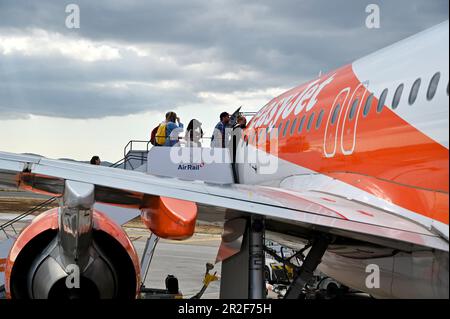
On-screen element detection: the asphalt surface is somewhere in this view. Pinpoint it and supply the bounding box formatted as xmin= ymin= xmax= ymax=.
xmin=133 ymin=234 xmax=222 ymax=299
xmin=0 ymin=191 xmax=52 ymax=200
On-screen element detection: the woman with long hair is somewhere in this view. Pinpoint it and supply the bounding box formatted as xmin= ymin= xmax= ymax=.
xmin=185 ymin=119 xmax=204 ymax=147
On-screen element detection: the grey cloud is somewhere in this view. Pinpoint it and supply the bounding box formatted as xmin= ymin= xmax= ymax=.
xmin=0 ymin=0 xmax=448 ymax=119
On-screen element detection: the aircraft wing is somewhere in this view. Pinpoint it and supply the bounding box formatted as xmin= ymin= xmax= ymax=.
xmin=0 ymin=151 xmax=447 ymax=253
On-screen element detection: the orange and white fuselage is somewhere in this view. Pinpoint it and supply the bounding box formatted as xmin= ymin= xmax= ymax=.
xmin=239 ymin=21 xmax=449 ymax=298
xmin=0 ymin=21 xmax=447 ymax=300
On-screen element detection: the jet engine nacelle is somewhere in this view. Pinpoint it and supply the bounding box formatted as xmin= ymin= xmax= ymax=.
xmin=4 ymin=208 xmax=140 ymax=299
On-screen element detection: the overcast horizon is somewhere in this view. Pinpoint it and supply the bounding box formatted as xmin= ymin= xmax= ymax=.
xmin=0 ymin=0 xmax=448 ymax=162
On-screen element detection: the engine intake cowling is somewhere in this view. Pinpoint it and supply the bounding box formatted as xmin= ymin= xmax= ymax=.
xmin=5 ymin=208 xmax=140 ymax=299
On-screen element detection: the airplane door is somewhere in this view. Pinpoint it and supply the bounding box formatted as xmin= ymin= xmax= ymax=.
xmin=323 ymin=88 xmax=350 ymax=158
xmin=341 ymin=82 xmax=369 ymax=155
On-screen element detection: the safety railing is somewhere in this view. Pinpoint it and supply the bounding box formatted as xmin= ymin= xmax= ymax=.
xmin=118 ymin=136 xmax=214 ymax=170
xmin=123 ymin=140 xmax=153 ymax=161
xmin=110 ymin=153 xmax=150 ymax=170
xmin=0 ymin=196 xmax=59 ymax=239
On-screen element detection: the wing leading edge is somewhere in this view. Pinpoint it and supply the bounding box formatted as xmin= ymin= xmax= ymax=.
xmin=0 ymin=151 xmax=447 ymax=252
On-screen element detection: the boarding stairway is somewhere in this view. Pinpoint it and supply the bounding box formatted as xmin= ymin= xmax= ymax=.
xmin=109 ymin=140 xmax=152 ymax=170
xmin=112 ymin=136 xmax=215 ymax=171
xmin=112 ymin=109 xmax=256 ymax=171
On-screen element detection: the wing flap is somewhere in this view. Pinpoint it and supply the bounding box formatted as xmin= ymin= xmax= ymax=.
xmin=0 ymin=151 xmax=447 ymax=252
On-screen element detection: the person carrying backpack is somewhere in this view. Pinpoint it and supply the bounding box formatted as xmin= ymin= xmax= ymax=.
xmin=150 ymin=124 xmax=162 ymax=146
xmin=150 ymin=112 xmax=171 ymax=147
xmin=164 ymin=112 xmax=184 ymax=147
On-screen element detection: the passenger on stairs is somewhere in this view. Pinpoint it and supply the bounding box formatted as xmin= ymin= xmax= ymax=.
xmin=185 ymin=119 xmax=204 ymax=147
xmin=164 ymin=112 xmax=184 ymax=147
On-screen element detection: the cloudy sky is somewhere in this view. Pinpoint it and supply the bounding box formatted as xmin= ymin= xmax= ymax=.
xmin=0 ymin=0 xmax=448 ymax=161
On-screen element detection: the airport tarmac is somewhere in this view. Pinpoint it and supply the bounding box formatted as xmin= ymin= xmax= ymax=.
xmin=132 ymin=230 xmax=222 ymax=299
xmin=0 ymin=191 xmax=51 ymax=200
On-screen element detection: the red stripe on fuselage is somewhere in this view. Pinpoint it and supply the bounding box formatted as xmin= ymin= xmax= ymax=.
xmin=246 ymin=65 xmax=449 ymax=225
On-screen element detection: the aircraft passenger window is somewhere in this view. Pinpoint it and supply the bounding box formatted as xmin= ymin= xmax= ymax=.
xmin=392 ymin=84 xmax=404 ymax=110
xmin=290 ymin=118 xmax=297 ymax=135
xmin=349 ymin=99 xmax=359 ymax=120
xmin=283 ymin=120 xmax=290 ymax=137
xmin=331 ymin=103 xmax=341 ymax=125
xmin=278 ymin=122 xmax=283 ymax=135
xmin=307 ymin=113 xmax=315 ymax=132
xmin=427 ymin=72 xmax=441 ymax=101
xmin=409 ymin=78 xmax=421 ymax=105
xmin=316 ymin=110 xmax=324 ymax=129
xmin=377 ymin=89 xmax=388 ymax=113
xmin=363 ymin=94 xmax=373 ymax=117
xmin=298 ymin=115 xmax=306 ymax=133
